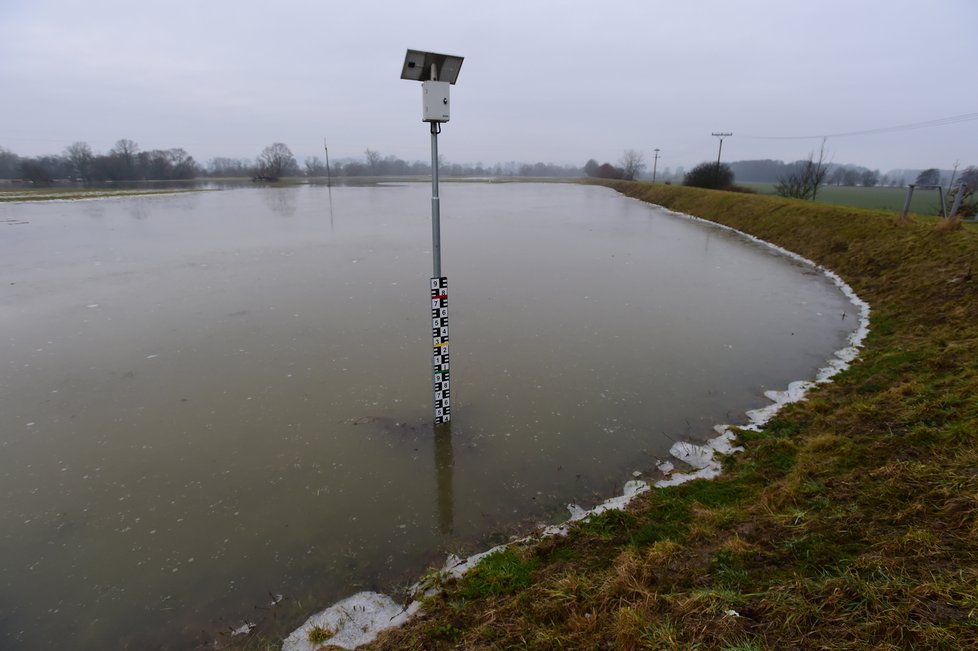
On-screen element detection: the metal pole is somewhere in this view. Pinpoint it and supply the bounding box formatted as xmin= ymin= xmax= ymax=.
xmin=949 ymin=183 xmax=966 ymax=218
xmin=324 ymin=137 xmax=334 ymax=228
xmin=324 ymin=138 xmax=332 ymax=188
xmin=901 ymin=184 xmax=915 ymax=220
xmin=430 ymin=123 xmax=442 ymax=277
xmin=652 ymin=148 xmax=660 ymax=184
xmin=714 ymin=138 xmax=724 ymax=187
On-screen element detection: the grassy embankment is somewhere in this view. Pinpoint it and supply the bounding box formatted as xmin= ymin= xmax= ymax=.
xmin=365 ymin=181 xmax=977 ymax=650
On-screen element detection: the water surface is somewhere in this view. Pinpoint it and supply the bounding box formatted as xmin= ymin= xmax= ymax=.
xmin=0 ymin=183 xmax=856 ymax=648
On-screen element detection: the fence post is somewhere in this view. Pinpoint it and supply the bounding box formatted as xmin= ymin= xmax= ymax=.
xmin=901 ymin=184 xmax=915 ymax=220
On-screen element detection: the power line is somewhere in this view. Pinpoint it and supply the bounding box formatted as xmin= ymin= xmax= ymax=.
xmin=740 ymin=111 xmax=978 ymax=140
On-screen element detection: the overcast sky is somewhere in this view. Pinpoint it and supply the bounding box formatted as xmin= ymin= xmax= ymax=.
xmin=1 ymin=0 xmax=976 ymax=173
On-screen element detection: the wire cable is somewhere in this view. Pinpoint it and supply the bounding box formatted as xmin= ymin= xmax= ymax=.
xmin=740 ymin=111 xmax=978 ymax=140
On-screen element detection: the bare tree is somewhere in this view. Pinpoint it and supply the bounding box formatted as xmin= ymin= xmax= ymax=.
xmin=304 ymin=156 xmax=327 ymax=177
xmin=775 ymin=140 xmax=829 ymax=200
xmin=619 ymin=150 xmax=645 ymax=180
xmin=364 ymin=149 xmax=382 ymax=175
xmin=164 ymin=148 xmax=199 ymax=179
xmin=256 ymin=142 xmax=297 ymax=180
xmin=110 ymin=138 xmax=139 ymax=176
xmin=64 ymin=141 xmax=94 ymax=182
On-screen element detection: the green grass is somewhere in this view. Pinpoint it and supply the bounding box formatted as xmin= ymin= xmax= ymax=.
xmin=741 ymin=181 xmax=951 ymax=214
xmin=456 ymin=548 xmax=540 ymax=599
xmin=366 ymin=181 xmax=978 ymax=651
xmin=577 ymin=509 xmax=639 ymax=539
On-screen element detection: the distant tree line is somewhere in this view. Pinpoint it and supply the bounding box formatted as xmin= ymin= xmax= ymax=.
xmin=726 ymin=159 xmax=962 ymax=189
xmin=0 ymin=141 xmax=586 ymax=183
xmin=0 ymin=140 xmax=199 ymax=183
xmin=285 ymin=148 xmax=583 ymax=180
xmin=4 ymin=140 xmax=970 ymax=192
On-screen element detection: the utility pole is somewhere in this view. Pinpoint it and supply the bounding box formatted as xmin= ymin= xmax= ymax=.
xmin=324 ymin=137 xmax=334 ymax=227
xmin=711 ymin=132 xmax=732 ymax=187
xmin=323 ymin=137 xmax=332 ymax=188
xmin=651 ymin=148 xmax=660 ymax=183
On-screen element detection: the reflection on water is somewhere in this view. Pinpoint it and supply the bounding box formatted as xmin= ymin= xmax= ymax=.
xmin=0 ymin=183 xmax=857 ymax=649
xmin=434 ymin=425 xmax=455 ymax=535
xmin=263 ymin=187 xmax=298 ymax=217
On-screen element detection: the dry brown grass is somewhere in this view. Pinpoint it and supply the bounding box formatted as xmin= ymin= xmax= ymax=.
xmin=936 ymin=215 xmax=964 ymax=231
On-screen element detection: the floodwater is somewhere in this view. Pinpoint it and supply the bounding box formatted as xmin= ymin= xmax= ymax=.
xmin=0 ymin=183 xmax=857 ymax=649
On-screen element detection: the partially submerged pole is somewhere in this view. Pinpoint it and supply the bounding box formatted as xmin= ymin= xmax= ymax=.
xmin=429 ymin=121 xmax=450 ymax=426
xmin=401 ymin=49 xmax=464 ymax=427
xmin=324 ymin=138 xmax=333 ymax=227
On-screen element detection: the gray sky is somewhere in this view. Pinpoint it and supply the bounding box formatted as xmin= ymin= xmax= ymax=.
xmin=2 ymin=0 xmax=976 ymax=172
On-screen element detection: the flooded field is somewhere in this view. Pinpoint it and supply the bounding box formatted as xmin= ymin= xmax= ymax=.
xmin=0 ymin=183 xmax=857 ymax=649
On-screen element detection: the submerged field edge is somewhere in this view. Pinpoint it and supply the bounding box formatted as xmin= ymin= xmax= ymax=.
xmin=276 ymin=190 xmax=871 ymax=651
xmin=0 ymin=188 xmax=207 ymax=202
